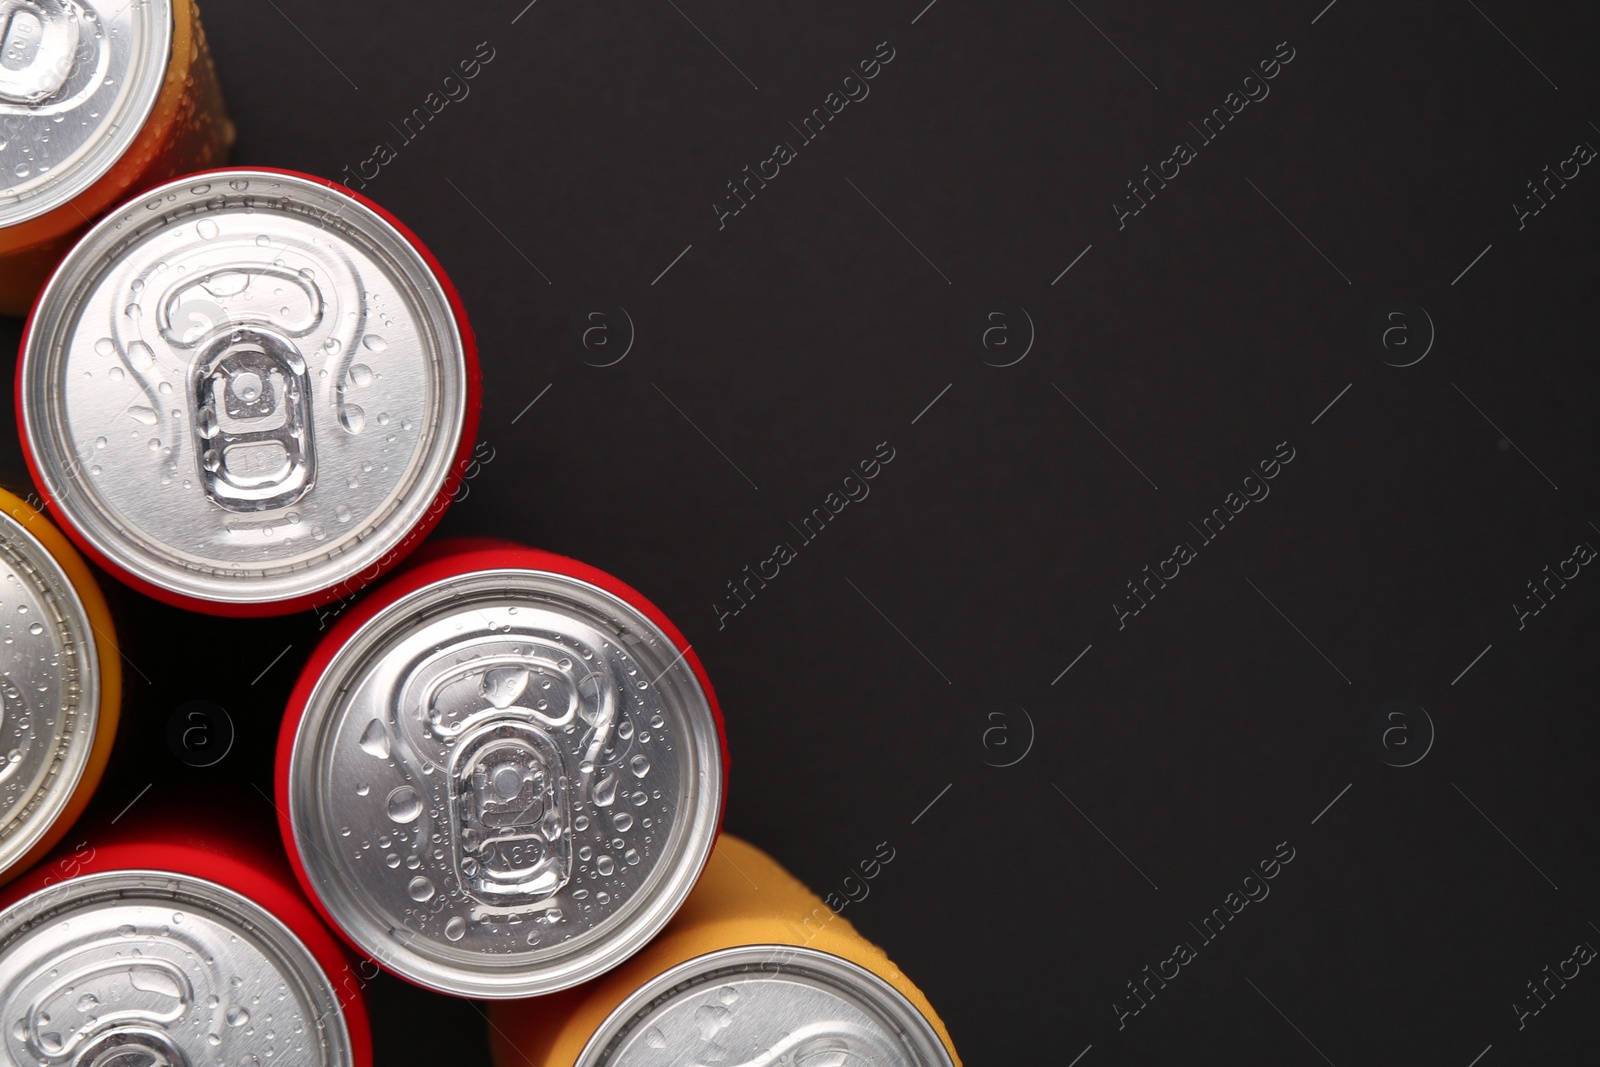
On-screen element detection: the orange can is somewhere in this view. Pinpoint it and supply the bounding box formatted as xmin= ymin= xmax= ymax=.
xmin=0 ymin=486 xmax=120 ymax=887
xmin=0 ymin=0 xmax=232 ymax=315
xmin=489 ymin=835 xmax=962 ymax=1067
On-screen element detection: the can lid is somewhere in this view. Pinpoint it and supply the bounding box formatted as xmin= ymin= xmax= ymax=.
xmin=0 ymin=0 xmax=173 ymax=229
xmin=286 ymin=567 xmax=724 ymax=997
xmin=578 ymin=945 xmax=956 ymax=1067
xmin=20 ymin=170 xmax=470 ymax=608
xmin=0 ymin=505 xmax=98 ymax=878
xmin=0 ymin=869 xmax=354 ymax=1066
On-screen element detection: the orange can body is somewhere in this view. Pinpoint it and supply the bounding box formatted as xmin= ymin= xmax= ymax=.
xmin=0 ymin=0 xmax=232 ymax=315
xmin=0 ymin=486 xmax=120 ymax=887
xmin=489 ymin=835 xmax=961 ymax=1067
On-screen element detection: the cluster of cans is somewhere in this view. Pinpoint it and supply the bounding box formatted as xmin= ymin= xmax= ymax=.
xmin=0 ymin=5 xmax=960 ymax=1067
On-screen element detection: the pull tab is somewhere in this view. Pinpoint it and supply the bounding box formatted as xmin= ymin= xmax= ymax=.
xmin=450 ymin=721 xmax=572 ymax=906
xmin=189 ymin=326 xmax=316 ymax=513
xmin=72 ymin=1026 xmax=188 ymax=1067
xmin=0 ymin=1 xmax=79 ymax=104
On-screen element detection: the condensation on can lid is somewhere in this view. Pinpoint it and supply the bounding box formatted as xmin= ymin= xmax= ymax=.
xmin=0 ymin=869 xmax=354 ymax=1066
xmin=20 ymin=169 xmax=469 ymax=607
xmin=578 ymin=945 xmax=956 ymax=1067
xmin=0 ymin=0 xmax=173 ymax=229
xmin=286 ymin=568 xmax=724 ymax=998
xmin=0 ymin=505 xmax=98 ymax=877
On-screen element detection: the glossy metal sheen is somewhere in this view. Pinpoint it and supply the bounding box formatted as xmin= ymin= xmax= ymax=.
xmin=20 ymin=169 xmax=468 ymax=606
xmin=0 ymin=869 xmax=353 ymax=1066
xmin=0 ymin=506 xmax=97 ymax=876
xmin=579 ymin=946 xmax=954 ymax=1067
xmin=0 ymin=0 xmax=172 ymax=228
xmin=288 ymin=569 xmax=722 ymax=997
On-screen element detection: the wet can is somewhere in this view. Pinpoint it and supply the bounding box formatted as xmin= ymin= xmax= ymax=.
xmin=277 ymin=540 xmax=728 ymax=998
xmin=17 ymin=167 xmax=480 ymax=616
xmin=0 ymin=802 xmax=371 ymax=1066
xmin=0 ymin=0 xmax=234 ymax=315
xmin=487 ymin=835 xmax=961 ymax=1067
xmin=0 ymin=484 xmax=119 ymax=888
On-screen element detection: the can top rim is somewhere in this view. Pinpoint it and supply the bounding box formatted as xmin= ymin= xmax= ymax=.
xmin=0 ymin=506 xmax=98 ymax=878
xmin=576 ymin=944 xmax=956 ymax=1067
xmin=0 ymin=0 xmax=173 ymax=229
xmin=19 ymin=167 xmax=469 ymax=607
xmin=0 ymin=867 xmax=354 ymax=1067
xmin=287 ymin=566 xmax=725 ymax=998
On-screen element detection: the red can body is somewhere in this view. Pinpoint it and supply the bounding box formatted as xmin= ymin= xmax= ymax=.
xmin=277 ymin=541 xmax=729 ymax=998
xmin=0 ymin=802 xmax=373 ymax=1066
xmin=16 ymin=167 xmax=481 ymax=618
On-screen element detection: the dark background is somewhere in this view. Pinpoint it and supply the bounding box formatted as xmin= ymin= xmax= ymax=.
xmin=4 ymin=0 xmax=1598 ymax=1062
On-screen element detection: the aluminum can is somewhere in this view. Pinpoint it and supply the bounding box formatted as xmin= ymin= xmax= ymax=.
xmin=0 ymin=484 xmax=119 ymax=888
xmin=487 ymin=835 xmax=961 ymax=1067
xmin=0 ymin=803 xmax=371 ymax=1067
xmin=278 ymin=540 xmax=727 ymax=998
xmin=0 ymin=0 xmax=234 ymax=315
xmin=17 ymin=167 xmax=480 ymax=616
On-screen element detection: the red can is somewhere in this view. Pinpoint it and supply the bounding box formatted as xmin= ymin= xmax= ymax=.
xmin=16 ymin=168 xmax=480 ymax=616
xmin=278 ymin=540 xmax=729 ymax=998
xmin=0 ymin=801 xmax=372 ymax=1066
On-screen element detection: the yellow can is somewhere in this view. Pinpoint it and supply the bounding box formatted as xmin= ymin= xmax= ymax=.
xmin=0 ymin=487 xmax=121 ymax=886
xmin=489 ymin=835 xmax=961 ymax=1067
xmin=0 ymin=0 xmax=233 ymax=315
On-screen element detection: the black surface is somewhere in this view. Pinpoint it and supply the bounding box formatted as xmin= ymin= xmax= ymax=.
xmin=3 ymin=1 xmax=1599 ymax=1062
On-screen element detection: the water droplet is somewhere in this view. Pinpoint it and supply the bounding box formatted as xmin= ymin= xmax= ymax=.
xmin=645 ymin=1028 xmax=666 ymax=1049
xmin=201 ymin=449 xmax=222 ymax=473
xmin=196 ymin=218 xmax=219 ymax=240
xmin=630 ymin=790 xmax=648 ymax=807
xmin=444 ymin=916 xmax=467 ymax=942
xmin=624 ymin=847 xmax=641 ymax=865
xmin=126 ymin=404 xmax=158 ymax=426
xmin=387 ymin=786 xmax=423 ymax=823
xmin=407 ymin=876 xmax=435 ymax=902
xmin=596 ymin=855 xmax=615 ymax=876
xmin=593 ymin=774 xmax=618 ymax=807
xmin=93 ymin=337 xmax=115 ymax=357
xmin=611 ymin=811 xmax=633 ymax=832
xmin=362 ymin=334 xmax=387 ymax=352
xmin=347 ymin=363 xmax=374 ymax=388
xmin=338 ymin=404 xmax=365 ymax=434
xmin=129 ymin=968 xmax=183 ymax=998
xmin=355 ymin=782 xmax=370 ymax=796
xmin=226 ymin=1006 xmax=250 ymax=1027
xmin=75 ymin=993 xmax=99 ymax=1012
xmin=336 ymin=505 xmax=353 ymax=523
xmin=384 ymin=853 xmax=401 ymax=868
xmin=108 ymin=366 xmax=125 ymax=382
xmin=28 ymin=622 xmax=43 ymax=636
xmin=256 ymin=234 xmax=271 ymax=247
xmin=629 ymin=755 xmax=651 ymax=778
xmin=358 ymin=719 xmax=390 ymax=758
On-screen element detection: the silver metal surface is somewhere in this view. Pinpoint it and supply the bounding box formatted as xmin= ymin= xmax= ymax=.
xmin=579 ymin=945 xmax=955 ymax=1067
xmin=0 ymin=506 xmax=98 ymax=878
xmin=0 ymin=0 xmax=172 ymax=228
xmin=0 ymin=869 xmax=354 ymax=1066
xmin=20 ymin=169 xmax=469 ymax=606
xmin=287 ymin=567 xmax=723 ymax=997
